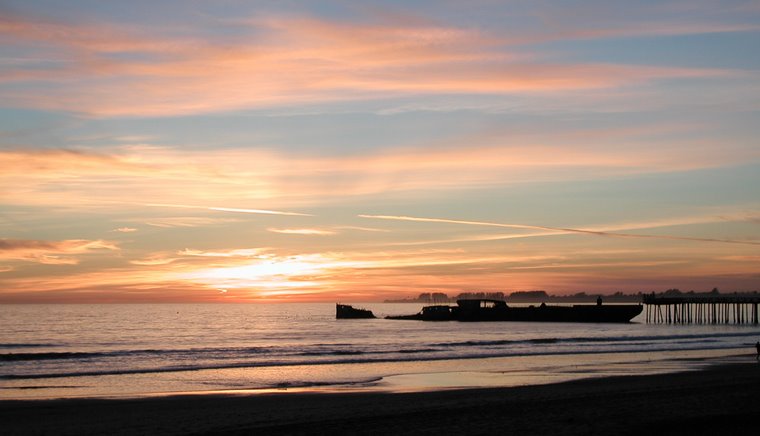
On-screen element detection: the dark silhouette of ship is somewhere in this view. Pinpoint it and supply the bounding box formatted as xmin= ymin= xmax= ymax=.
xmin=336 ymin=304 xmax=376 ymax=319
xmin=385 ymin=299 xmax=642 ymax=323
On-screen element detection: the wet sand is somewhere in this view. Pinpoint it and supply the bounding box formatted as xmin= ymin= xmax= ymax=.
xmin=3 ymin=360 xmax=760 ymax=435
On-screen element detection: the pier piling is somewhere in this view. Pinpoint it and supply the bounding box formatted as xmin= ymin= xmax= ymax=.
xmin=642 ymin=295 xmax=760 ymax=325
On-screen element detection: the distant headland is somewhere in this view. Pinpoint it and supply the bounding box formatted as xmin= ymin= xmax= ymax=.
xmin=384 ymin=288 xmax=759 ymax=304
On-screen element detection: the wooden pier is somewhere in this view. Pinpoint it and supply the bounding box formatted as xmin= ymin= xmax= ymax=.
xmin=642 ymin=295 xmax=760 ymax=325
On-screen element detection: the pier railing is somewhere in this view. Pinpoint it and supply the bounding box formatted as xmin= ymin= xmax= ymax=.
xmin=642 ymin=295 xmax=760 ymax=325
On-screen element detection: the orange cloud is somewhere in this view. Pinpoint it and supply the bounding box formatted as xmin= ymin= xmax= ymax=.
xmin=144 ymin=217 xmax=241 ymax=228
xmin=129 ymin=253 xmax=180 ymax=266
xmin=178 ymin=248 xmax=267 ymax=258
xmin=0 ymin=13 xmax=734 ymax=117
xmin=1 ymin=237 xmax=757 ymax=302
xmin=267 ymin=228 xmax=337 ymax=235
xmin=0 ymin=238 xmax=119 ymax=265
xmin=3 ymin=139 xmax=755 ymax=212
xmin=336 ymin=226 xmax=391 ymax=233
xmin=145 ymin=203 xmax=312 ymax=217
xmin=510 ymin=260 xmax=688 ymax=270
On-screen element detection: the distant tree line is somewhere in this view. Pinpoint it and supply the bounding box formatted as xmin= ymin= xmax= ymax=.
xmin=384 ymin=287 xmax=759 ymax=303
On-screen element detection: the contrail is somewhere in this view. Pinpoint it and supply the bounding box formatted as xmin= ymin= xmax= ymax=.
xmin=358 ymin=214 xmax=760 ymax=246
xmin=146 ymin=203 xmax=312 ymax=216
xmin=359 ymin=214 xmax=552 ymax=231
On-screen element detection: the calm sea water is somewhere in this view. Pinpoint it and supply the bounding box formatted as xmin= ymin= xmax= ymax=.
xmin=1 ymin=303 xmax=757 ymax=399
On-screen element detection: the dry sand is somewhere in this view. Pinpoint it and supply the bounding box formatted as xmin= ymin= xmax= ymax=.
xmin=3 ymin=361 xmax=760 ymax=435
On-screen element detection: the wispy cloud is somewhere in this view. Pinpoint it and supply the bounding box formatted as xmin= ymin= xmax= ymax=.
xmin=0 ymin=239 xmax=119 ymax=265
xmin=145 ymin=203 xmax=312 ymax=217
xmin=144 ymin=217 xmax=240 ymax=228
xmin=4 ymin=143 xmax=755 ymax=212
xmin=336 ymin=226 xmax=391 ymax=233
xmin=508 ymin=13 xmax=760 ymax=45
xmin=113 ymin=227 xmax=138 ymax=233
xmin=718 ymin=255 xmax=760 ymax=262
xmin=510 ymin=260 xmax=687 ymax=270
xmin=129 ymin=248 xmax=269 ymax=266
xmin=268 ymin=228 xmax=337 ymax=236
xmin=129 ymin=254 xmax=179 ymax=266
xmin=178 ymin=248 xmax=267 ymax=258
xmin=1 ymin=237 xmax=756 ymax=301
xmin=0 ymin=12 xmax=737 ymax=117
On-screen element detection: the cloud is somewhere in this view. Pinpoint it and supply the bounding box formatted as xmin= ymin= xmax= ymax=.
xmin=4 ymin=142 xmax=755 ymax=212
xmin=718 ymin=255 xmax=760 ymax=262
xmin=511 ymin=14 xmax=760 ymax=45
xmin=145 ymin=203 xmax=312 ymax=217
xmin=170 ymin=248 xmax=564 ymax=297
xmin=113 ymin=227 xmax=138 ymax=233
xmin=510 ymin=260 xmax=687 ymax=270
xmin=0 ymin=235 xmax=756 ymax=301
xmin=129 ymin=255 xmax=179 ymax=266
xmin=0 ymin=238 xmax=119 ymax=264
xmin=336 ymin=226 xmax=391 ymax=233
xmin=267 ymin=228 xmax=337 ymax=236
xmin=129 ymin=248 xmax=269 ymax=267
xmin=144 ymin=217 xmax=240 ymax=228
xmin=0 ymin=12 xmax=737 ymax=117
xmin=0 ymin=239 xmax=118 ymax=252
xmin=178 ymin=248 xmax=267 ymax=258
xmin=208 ymin=207 xmax=311 ymax=217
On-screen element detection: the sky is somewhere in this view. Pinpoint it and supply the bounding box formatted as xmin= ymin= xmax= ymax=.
xmin=1 ymin=0 xmax=759 ymax=303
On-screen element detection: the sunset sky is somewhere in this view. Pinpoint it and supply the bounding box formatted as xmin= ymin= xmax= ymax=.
xmin=1 ymin=1 xmax=759 ymax=302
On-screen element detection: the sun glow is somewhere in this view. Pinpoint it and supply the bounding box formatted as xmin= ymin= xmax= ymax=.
xmin=179 ymin=254 xmax=363 ymax=291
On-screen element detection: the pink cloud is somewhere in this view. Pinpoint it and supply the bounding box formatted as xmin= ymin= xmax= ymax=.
xmin=0 ymin=13 xmax=736 ymax=117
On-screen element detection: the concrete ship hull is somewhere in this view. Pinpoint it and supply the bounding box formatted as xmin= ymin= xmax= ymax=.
xmin=386 ymin=299 xmax=642 ymax=323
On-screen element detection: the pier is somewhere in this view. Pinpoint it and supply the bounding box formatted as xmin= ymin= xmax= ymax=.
xmin=642 ymin=295 xmax=760 ymax=325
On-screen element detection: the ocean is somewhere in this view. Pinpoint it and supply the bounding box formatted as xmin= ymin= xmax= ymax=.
xmin=1 ymin=303 xmax=757 ymax=400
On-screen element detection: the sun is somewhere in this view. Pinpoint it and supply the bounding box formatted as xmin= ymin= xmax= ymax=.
xmin=179 ymin=254 xmax=362 ymax=291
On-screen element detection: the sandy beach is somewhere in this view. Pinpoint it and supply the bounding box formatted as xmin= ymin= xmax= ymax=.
xmin=3 ymin=359 xmax=759 ymax=436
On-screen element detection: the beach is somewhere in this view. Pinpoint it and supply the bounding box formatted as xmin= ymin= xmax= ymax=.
xmin=3 ymin=359 xmax=759 ymax=436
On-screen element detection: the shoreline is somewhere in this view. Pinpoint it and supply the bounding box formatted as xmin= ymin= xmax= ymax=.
xmin=1 ymin=347 xmax=750 ymax=401
xmin=3 ymin=356 xmax=759 ymax=435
